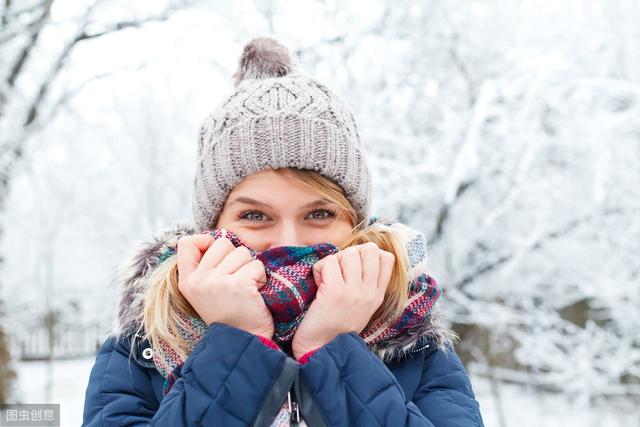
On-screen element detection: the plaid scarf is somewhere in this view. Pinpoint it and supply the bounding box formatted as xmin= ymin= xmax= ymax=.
xmin=152 ymin=216 xmax=441 ymax=407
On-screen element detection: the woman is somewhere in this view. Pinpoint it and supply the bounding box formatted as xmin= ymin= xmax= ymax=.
xmin=82 ymin=37 xmax=484 ymax=426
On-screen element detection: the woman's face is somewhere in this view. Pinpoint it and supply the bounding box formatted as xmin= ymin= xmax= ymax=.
xmin=215 ymin=169 xmax=354 ymax=252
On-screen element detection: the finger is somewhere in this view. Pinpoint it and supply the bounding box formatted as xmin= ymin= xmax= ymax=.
xmin=198 ymin=236 xmax=236 ymax=271
xmin=316 ymin=255 xmax=345 ymax=289
xmin=339 ymin=247 xmax=362 ymax=286
xmin=312 ymin=258 xmax=324 ymax=287
xmin=233 ymin=259 xmax=268 ymax=287
xmin=361 ymin=243 xmax=380 ymax=288
xmin=177 ymin=234 xmax=215 ymax=276
xmin=216 ymin=245 xmax=255 ymax=275
xmin=311 ymin=253 xmax=338 ymax=285
xmin=376 ymin=250 xmax=395 ymax=292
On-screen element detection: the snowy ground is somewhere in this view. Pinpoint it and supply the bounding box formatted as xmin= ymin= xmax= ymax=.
xmin=469 ymin=371 xmax=639 ymax=427
xmin=12 ymin=358 xmax=95 ymax=427
xmin=10 ymin=357 xmax=640 ymax=427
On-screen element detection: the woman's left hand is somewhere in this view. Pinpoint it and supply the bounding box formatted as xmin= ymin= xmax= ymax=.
xmin=291 ymin=242 xmax=395 ymax=360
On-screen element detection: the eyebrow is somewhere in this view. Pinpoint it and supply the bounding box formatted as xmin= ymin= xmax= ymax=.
xmin=229 ymin=196 xmax=333 ymax=209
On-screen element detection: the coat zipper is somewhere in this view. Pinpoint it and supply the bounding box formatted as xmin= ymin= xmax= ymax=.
xmin=410 ymin=343 xmax=430 ymax=354
xmin=287 ymin=389 xmax=300 ymax=424
xmin=284 ymin=343 xmax=429 ymax=425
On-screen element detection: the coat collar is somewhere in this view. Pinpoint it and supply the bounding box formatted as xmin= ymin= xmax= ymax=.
xmin=107 ymin=221 xmax=456 ymax=365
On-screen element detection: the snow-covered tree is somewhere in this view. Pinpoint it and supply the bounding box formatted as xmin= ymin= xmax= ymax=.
xmin=0 ymin=0 xmax=196 ymax=400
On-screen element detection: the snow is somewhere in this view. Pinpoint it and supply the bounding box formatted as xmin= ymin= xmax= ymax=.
xmin=472 ymin=374 xmax=639 ymax=427
xmin=12 ymin=358 xmax=95 ymax=427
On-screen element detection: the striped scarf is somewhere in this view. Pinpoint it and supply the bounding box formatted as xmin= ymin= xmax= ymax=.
xmin=152 ymin=216 xmax=441 ymax=411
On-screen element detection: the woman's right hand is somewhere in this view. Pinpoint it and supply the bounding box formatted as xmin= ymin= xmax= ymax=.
xmin=176 ymin=234 xmax=275 ymax=339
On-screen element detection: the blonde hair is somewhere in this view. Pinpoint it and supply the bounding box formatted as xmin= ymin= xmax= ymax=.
xmin=142 ymin=168 xmax=410 ymax=356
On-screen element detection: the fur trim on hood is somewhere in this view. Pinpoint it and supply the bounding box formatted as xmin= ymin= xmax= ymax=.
xmin=107 ymin=221 xmax=457 ymax=365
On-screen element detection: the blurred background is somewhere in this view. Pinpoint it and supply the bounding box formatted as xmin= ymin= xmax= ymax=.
xmin=1 ymin=0 xmax=639 ymax=425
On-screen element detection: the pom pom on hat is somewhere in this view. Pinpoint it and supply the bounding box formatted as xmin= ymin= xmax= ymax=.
xmin=232 ymin=37 xmax=295 ymax=87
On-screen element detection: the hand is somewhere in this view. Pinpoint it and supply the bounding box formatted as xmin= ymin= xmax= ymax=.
xmin=176 ymin=234 xmax=275 ymax=339
xmin=291 ymin=242 xmax=395 ymax=359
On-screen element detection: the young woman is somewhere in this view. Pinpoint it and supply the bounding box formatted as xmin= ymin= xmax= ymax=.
xmin=82 ymin=37 xmax=484 ymax=427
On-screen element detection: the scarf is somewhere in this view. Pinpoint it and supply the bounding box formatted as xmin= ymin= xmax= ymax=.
xmin=151 ymin=216 xmax=441 ymax=424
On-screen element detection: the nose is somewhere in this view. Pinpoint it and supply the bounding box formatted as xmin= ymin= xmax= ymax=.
xmin=270 ymin=222 xmax=305 ymax=249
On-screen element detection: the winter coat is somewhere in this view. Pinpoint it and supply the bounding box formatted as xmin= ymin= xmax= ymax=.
xmin=81 ymin=223 xmax=485 ymax=426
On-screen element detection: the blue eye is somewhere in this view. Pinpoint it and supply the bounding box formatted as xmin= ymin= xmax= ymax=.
xmin=239 ymin=209 xmax=337 ymax=222
xmin=240 ymin=211 xmax=267 ymax=222
xmin=308 ymin=209 xmax=336 ymax=219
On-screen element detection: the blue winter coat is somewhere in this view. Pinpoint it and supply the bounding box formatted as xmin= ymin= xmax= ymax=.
xmin=81 ymin=223 xmax=484 ymax=426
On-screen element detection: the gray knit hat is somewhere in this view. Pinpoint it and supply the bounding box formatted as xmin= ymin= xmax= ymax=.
xmin=192 ymin=37 xmax=372 ymax=230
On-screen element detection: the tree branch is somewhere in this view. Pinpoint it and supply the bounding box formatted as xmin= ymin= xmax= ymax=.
xmin=5 ymin=0 xmax=53 ymax=88
xmin=0 ymin=1 xmax=194 ymax=202
xmin=453 ymin=206 xmax=628 ymax=292
xmin=23 ymin=2 xmax=188 ymax=127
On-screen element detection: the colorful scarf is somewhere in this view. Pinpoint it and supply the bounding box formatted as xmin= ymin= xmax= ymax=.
xmin=151 ymin=216 xmax=441 ymax=408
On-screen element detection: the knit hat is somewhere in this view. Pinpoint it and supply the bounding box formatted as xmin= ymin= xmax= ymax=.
xmin=192 ymin=37 xmax=372 ymax=230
